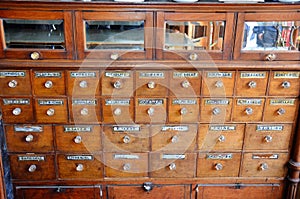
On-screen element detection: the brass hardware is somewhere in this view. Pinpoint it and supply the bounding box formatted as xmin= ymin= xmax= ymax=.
xmin=181 ymin=80 xmax=190 ymax=88
xmin=113 ymin=80 xmax=122 ymax=89
xmin=281 ymin=81 xmax=291 ymax=89
xmin=245 ymin=107 xmax=253 ymax=115
xmin=30 ymin=52 xmax=40 ymax=60
xmin=214 ymin=163 xmax=223 ymax=170
xmin=12 ymin=107 xmax=21 ymax=116
xmin=110 ymin=53 xmax=119 ymax=60
xmin=215 ymin=80 xmax=224 ymax=88
xmin=212 ymin=107 xmax=221 ymax=115
xmin=123 ymin=163 xmax=131 ymax=171
xmin=169 ymin=162 xmax=176 ymax=170
xmin=28 ymin=164 xmax=37 ymax=173
xmin=218 ymin=135 xmax=226 ymax=142
xmin=113 ymin=108 xmax=122 ymax=116
xmin=277 ymin=108 xmax=286 ymax=115
xmin=44 ymin=80 xmax=53 ymax=89
xmin=79 ymin=81 xmax=88 ymax=88
xmin=74 ymin=135 xmax=82 ymax=144
xmin=259 ymin=163 xmax=268 ymax=171
xmin=248 ymin=81 xmax=257 ymax=88
xmin=80 ymin=108 xmax=89 ymax=116
xmin=123 ymin=135 xmax=131 ymax=144
xmin=25 ymin=134 xmax=34 ymax=142
xmin=8 ymin=80 xmax=18 ymax=88
xmin=147 ymin=81 xmax=156 ymax=89
xmin=180 ymin=107 xmax=188 ymax=115
xmin=147 ymin=107 xmax=155 ymax=116
xmin=189 ymin=53 xmax=198 ymax=61
xmin=76 ymin=164 xmax=84 ymax=172
xmin=264 ymin=135 xmax=273 ymax=143
xmin=171 ymin=135 xmax=179 ymax=143
xmin=46 ymin=108 xmax=55 ymax=116
xmin=265 ymin=53 xmax=276 ymax=61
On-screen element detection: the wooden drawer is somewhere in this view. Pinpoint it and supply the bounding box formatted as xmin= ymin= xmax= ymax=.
xmin=0 ymin=98 xmax=34 ymax=123
xmin=107 ymin=184 xmax=190 ymax=199
xmin=57 ymin=154 xmax=103 ymax=180
xmin=69 ymin=98 xmax=101 ymax=123
xmin=9 ymin=154 xmax=55 ymax=180
xmin=151 ymin=125 xmax=197 ymax=152
xmin=32 ymin=71 xmax=66 ymax=96
xmin=103 ymin=125 xmax=150 ymax=152
xmin=15 ymin=185 xmax=102 ymax=199
xmin=244 ymin=124 xmax=292 ymax=151
xmin=200 ymin=98 xmax=232 ymax=123
xmin=104 ymin=153 xmax=148 ymax=177
xmin=198 ymin=124 xmax=244 ymax=151
xmin=0 ymin=70 xmax=31 ymax=96
xmin=135 ymin=71 xmax=168 ymax=97
xmin=67 ymin=71 xmax=100 ymax=96
xmin=101 ymin=70 xmax=134 ymax=96
xmin=236 ymin=71 xmax=268 ymax=96
xmin=135 ymin=98 xmax=167 ymax=123
xmin=168 ymin=98 xmax=199 ymax=123
xmin=197 ymin=153 xmax=241 ymax=177
xmin=202 ymin=71 xmax=235 ymax=97
xmin=169 ymin=71 xmax=201 ymax=96
xmin=241 ymin=153 xmax=289 ymax=177
xmin=35 ymin=98 xmax=68 ymax=123
xmin=264 ymin=98 xmax=298 ymax=122
xmin=102 ymin=98 xmax=134 ymax=123
xmin=55 ymin=125 xmax=101 ymax=153
xmin=5 ymin=125 xmax=53 ymax=152
xmin=150 ymin=153 xmax=196 ymax=178
xmin=232 ymin=98 xmax=265 ymax=122
xmin=269 ymin=71 xmax=300 ymax=96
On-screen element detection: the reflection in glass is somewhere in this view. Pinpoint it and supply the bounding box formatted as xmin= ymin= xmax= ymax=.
xmin=85 ymin=21 xmax=144 ymax=50
xmin=242 ymin=21 xmax=300 ymax=51
xmin=3 ymin=19 xmax=65 ymax=49
xmin=164 ymin=21 xmax=225 ymax=51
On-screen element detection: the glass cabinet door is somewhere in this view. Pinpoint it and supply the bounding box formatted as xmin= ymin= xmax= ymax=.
xmin=0 ymin=10 xmax=73 ymax=59
xmin=156 ymin=12 xmax=235 ymax=60
xmin=76 ymin=12 xmax=153 ymax=60
xmin=234 ymin=13 xmax=300 ymax=61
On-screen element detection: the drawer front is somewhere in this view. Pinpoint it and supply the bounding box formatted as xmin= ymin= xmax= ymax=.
xmin=236 ymin=71 xmax=268 ymax=96
xmin=150 ymin=153 xmax=196 ymax=178
xmin=0 ymin=70 xmax=31 ymax=95
xmin=103 ymin=125 xmax=150 ymax=152
xmin=1 ymin=98 xmax=34 ymax=123
xmin=104 ymin=153 xmax=148 ymax=177
xmin=232 ymin=98 xmax=265 ymax=122
xmin=200 ymin=98 xmax=232 ymax=123
xmin=55 ymin=125 xmax=101 ymax=152
xmin=197 ymin=153 xmax=241 ymax=177
xmin=135 ymin=98 xmax=167 ymax=123
xmin=9 ymin=154 xmax=55 ymax=180
xmin=198 ymin=124 xmax=244 ymax=151
xmin=241 ymin=153 xmax=288 ymax=177
xmin=101 ymin=70 xmax=134 ymax=96
xmin=102 ymin=98 xmax=134 ymax=123
xmin=168 ymin=98 xmax=199 ymax=123
xmin=69 ymin=98 xmax=101 ymax=123
xmin=269 ymin=71 xmax=300 ymax=96
xmin=32 ymin=71 xmax=66 ymax=96
xmin=135 ymin=71 xmax=168 ymax=96
xmin=264 ymin=98 xmax=298 ymax=122
xmin=170 ymin=71 xmax=201 ymax=96
xmin=5 ymin=125 xmax=53 ymax=152
xmin=244 ymin=124 xmax=292 ymax=151
xmin=35 ymin=98 xmax=68 ymax=123
xmin=57 ymin=154 xmax=103 ymax=179
xmin=151 ymin=125 xmax=197 ymax=152
xmin=67 ymin=71 xmax=100 ymax=96
xmin=202 ymin=71 xmax=235 ymax=97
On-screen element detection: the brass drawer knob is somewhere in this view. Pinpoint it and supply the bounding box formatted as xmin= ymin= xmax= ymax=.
xmin=25 ymin=134 xmax=34 ymax=142
xmin=113 ymin=108 xmax=122 ymax=116
xmin=181 ymin=80 xmax=190 ymax=88
xmin=123 ymin=163 xmax=131 ymax=171
xmin=215 ymin=80 xmax=224 ymax=88
xmin=171 ymin=135 xmax=179 ymax=143
xmin=180 ymin=107 xmax=188 ymax=115
xmin=123 ymin=135 xmax=131 ymax=144
xmin=30 ymin=52 xmax=40 ymax=60
xmin=189 ymin=53 xmax=198 ymax=61
xmin=277 ymin=108 xmax=286 ymax=115
xmin=76 ymin=164 xmax=84 ymax=172
xmin=281 ymin=81 xmax=291 ymax=89
xmin=8 ymin=80 xmax=18 ymax=88
xmin=212 ymin=107 xmax=221 ymax=115
xmin=214 ymin=163 xmax=223 ymax=171
xmin=44 ymin=80 xmax=53 ymax=89
xmin=147 ymin=81 xmax=156 ymax=89
xmin=259 ymin=163 xmax=268 ymax=171
xmin=218 ymin=135 xmax=226 ymax=142
xmin=28 ymin=164 xmax=37 ymax=173
xmin=113 ymin=81 xmax=122 ymax=89
xmin=46 ymin=108 xmax=55 ymax=116
xmin=74 ymin=135 xmax=82 ymax=144
xmin=80 ymin=108 xmax=89 ymax=116
xmin=245 ymin=107 xmax=253 ymax=115
xmin=79 ymin=81 xmax=88 ymax=88
xmin=264 ymin=135 xmax=273 ymax=143
xmin=12 ymin=107 xmax=22 ymax=116
xmin=147 ymin=107 xmax=155 ymax=116
xmin=169 ymin=163 xmax=176 ymax=170
xmin=265 ymin=53 xmax=276 ymax=61
xmin=110 ymin=53 xmax=119 ymax=60
xmin=248 ymin=81 xmax=257 ymax=88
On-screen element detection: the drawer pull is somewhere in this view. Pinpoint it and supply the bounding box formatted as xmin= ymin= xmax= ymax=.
xmin=281 ymin=81 xmax=291 ymax=89
xmin=44 ymin=80 xmax=53 ymax=89
xmin=25 ymin=134 xmax=34 ymax=142
xmin=76 ymin=164 xmax=84 ymax=172
xmin=28 ymin=164 xmax=37 ymax=173
xmin=79 ymin=80 xmax=88 ymax=88
xmin=189 ymin=53 xmax=198 ymax=61
xmin=147 ymin=107 xmax=154 ymax=116
xmin=74 ymin=135 xmax=82 ymax=144
xmin=214 ymin=163 xmax=223 ymax=171
xmin=259 ymin=163 xmax=268 ymax=171
xmin=30 ymin=52 xmax=40 ymax=60
xmin=80 ymin=108 xmax=89 ymax=116
xmin=212 ymin=107 xmax=221 ymax=115
xmin=143 ymin=182 xmax=153 ymax=192
xmin=181 ymin=80 xmax=191 ymax=88
xmin=113 ymin=81 xmax=122 ymax=89
xmin=265 ymin=53 xmax=276 ymax=61
xmin=169 ymin=163 xmax=176 ymax=170
xmin=46 ymin=108 xmax=55 ymax=116
xmin=248 ymin=81 xmax=257 ymax=88
xmin=123 ymin=135 xmax=131 ymax=144
xmin=215 ymin=80 xmax=224 ymax=88
xmin=171 ymin=135 xmax=179 ymax=143
xmin=123 ymin=163 xmax=131 ymax=171
xmin=147 ymin=81 xmax=156 ymax=89
xmin=218 ymin=135 xmax=226 ymax=142
xmin=180 ymin=107 xmax=188 ymax=115
xmin=12 ymin=107 xmax=22 ymax=116
xmin=113 ymin=108 xmax=122 ymax=116
xmin=8 ymin=80 xmax=18 ymax=88
xmin=264 ymin=135 xmax=273 ymax=143
xmin=110 ymin=53 xmax=119 ymax=60
xmin=245 ymin=107 xmax=253 ymax=115
xmin=277 ymin=108 xmax=286 ymax=115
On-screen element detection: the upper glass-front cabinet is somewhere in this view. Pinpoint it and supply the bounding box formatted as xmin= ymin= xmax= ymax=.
xmin=0 ymin=10 xmax=73 ymax=59
xmin=156 ymin=12 xmax=235 ymax=60
xmin=234 ymin=13 xmax=300 ymax=61
xmin=76 ymin=12 xmax=153 ymax=60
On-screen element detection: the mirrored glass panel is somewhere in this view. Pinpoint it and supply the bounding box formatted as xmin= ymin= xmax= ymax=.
xmin=85 ymin=21 xmax=144 ymax=50
xmin=242 ymin=21 xmax=300 ymax=51
xmin=3 ymin=19 xmax=65 ymax=49
xmin=164 ymin=21 xmax=225 ymax=51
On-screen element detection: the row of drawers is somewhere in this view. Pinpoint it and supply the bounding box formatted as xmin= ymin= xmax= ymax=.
xmin=1 ymin=97 xmax=298 ymax=123
xmin=0 ymin=70 xmax=299 ymax=97
xmin=5 ymin=123 xmax=293 ymax=153
xmin=9 ymin=152 xmax=288 ymax=180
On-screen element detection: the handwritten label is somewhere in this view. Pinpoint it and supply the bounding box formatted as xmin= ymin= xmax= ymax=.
xmin=139 ymin=72 xmax=165 ymax=78
xmin=18 ymin=156 xmax=45 ymax=161
xmin=209 ymin=125 xmax=236 ymax=131
xmin=64 ymin=125 xmax=92 ymax=132
xmin=237 ymin=99 xmax=262 ymax=105
xmin=240 ymin=72 xmax=266 ymax=78
xmin=270 ymin=99 xmax=295 ymax=105
xmin=38 ymin=99 xmax=64 ymax=105
xmin=172 ymin=99 xmax=197 ymax=105
xmin=105 ymin=99 xmax=130 ymax=105
xmin=34 ymin=72 xmax=61 ymax=78
xmin=173 ymin=72 xmax=198 ymax=78
xmin=66 ymin=155 xmax=94 ymax=160
xmin=138 ymin=99 xmax=164 ymax=105
xmin=3 ymin=98 xmax=30 ymax=105
xmin=205 ymin=99 xmax=230 ymax=105
xmin=70 ymin=72 xmax=96 ymax=78
xmin=256 ymin=125 xmax=284 ymax=131
xmin=72 ymin=99 xmax=97 ymax=105
xmin=274 ymin=72 xmax=299 ymax=79
xmin=0 ymin=71 xmax=26 ymax=77
xmin=105 ymin=72 xmax=130 ymax=78
xmin=207 ymin=72 xmax=232 ymax=78
xmin=113 ymin=125 xmax=141 ymax=132
xmin=206 ymin=153 xmax=232 ymax=160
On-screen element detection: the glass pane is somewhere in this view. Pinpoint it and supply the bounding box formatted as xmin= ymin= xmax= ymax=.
xmin=164 ymin=21 xmax=225 ymax=51
xmin=85 ymin=21 xmax=144 ymax=50
xmin=242 ymin=21 xmax=300 ymax=51
xmin=3 ymin=19 xmax=65 ymax=49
